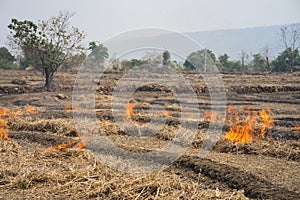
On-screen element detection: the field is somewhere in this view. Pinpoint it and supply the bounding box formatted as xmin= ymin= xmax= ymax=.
xmin=0 ymin=69 xmax=300 ymax=199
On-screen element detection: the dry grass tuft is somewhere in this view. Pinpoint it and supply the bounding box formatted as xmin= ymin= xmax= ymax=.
xmin=11 ymin=116 xmax=77 ymax=136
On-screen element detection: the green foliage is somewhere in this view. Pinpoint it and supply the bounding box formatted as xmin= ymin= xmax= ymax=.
xmin=88 ymin=42 xmax=109 ymax=67
xmin=0 ymin=47 xmax=18 ymax=70
xmin=8 ymin=11 xmax=85 ymax=90
xmin=60 ymin=53 xmax=86 ymax=71
xmin=162 ymin=50 xmax=170 ymax=66
xmin=183 ymin=49 xmax=216 ymax=71
xmin=251 ymin=53 xmax=268 ymax=71
xmin=272 ymin=48 xmax=300 ymax=72
xmin=121 ymin=59 xmax=148 ymax=70
xmin=0 ymin=47 xmax=14 ymax=62
xmin=218 ymin=54 xmax=242 ymax=72
xmin=218 ymin=54 xmax=229 ymax=67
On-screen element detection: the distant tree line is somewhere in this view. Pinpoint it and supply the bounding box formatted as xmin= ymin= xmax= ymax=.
xmin=0 ymin=12 xmax=299 ymax=91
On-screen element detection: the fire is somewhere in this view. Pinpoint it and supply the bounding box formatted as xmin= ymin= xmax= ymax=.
xmin=227 ymin=105 xmax=234 ymax=113
xmin=224 ymin=110 xmax=256 ymax=143
xmin=76 ymin=140 xmax=87 ymax=149
xmin=126 ymin=104 xmax=135 ymax=117
xmin=124 ymin=103 xmax=135 ymax=121
xmin=0 ymin=108 xmax=11 ymax=116
xmin=56 ymin=139 xmax=73 ymax=150
xmin=224 ymin=106 xmax=274 ymax=144
xmin=64 ymin=103 xmax=80 ymax=113
xmin=295 ymin=124 xmax=300 ymax=131
xmin=0 ymin=118 xmax=10 ymax=141
xmin=47 ymin=138 xmax=86 ymax=152
xmin=201 ymin=111 xmax=222 ymax=122
xmin=0 ymin=108 xmax=12 ymax=141
xmin=25 ymin=104 xmax=38 ymax=115
xmin=260 ymin=108 xmax=273 ymax=138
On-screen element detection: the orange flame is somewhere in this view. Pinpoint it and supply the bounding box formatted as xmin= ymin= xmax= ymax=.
xmin=0 ymin=118 xmax=10 ymax=141
xmin=126 ymin=104 xmax=135 ymax=117
xmin=224 ymin=110 xmax=256 ymax=144
xmin=0 ymin=108 xmax=11 ymax=116
xmin=76 ymin=134 xmax=88 ymax=149
xmin=0 ymin=108 xmax=11 ymax=141
xmin=201 ymin=111 xmax=222 ymax=122
xmin=295 ymin=124 xmax=300 ymax=131
xmin=124 ymin=103 xmax=135 ymax=122
xmin=64 ymin=103 xmax=80 ymax=113
xmin=25 ymin=104 xmax=38 ymax=115
xmin=56 ymin=139 xmax=73 ymax=150
xmin=224 ymin=106 xmax=274 ymax=144
xmin=227 ymin=105 xmax=234 ymax=113
xmin=47 ymin=138 xmax=86 ymax=152
xmin=260 ymin=108 xmax=273 ymax=138
xmin=76 ymin=140 xmax=87 ymax=149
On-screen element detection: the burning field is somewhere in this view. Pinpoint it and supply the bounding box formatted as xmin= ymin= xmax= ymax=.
xmin=0 ymin=70 xmax=300 ymax=199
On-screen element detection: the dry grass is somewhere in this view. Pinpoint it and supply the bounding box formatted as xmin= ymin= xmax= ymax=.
xmin=1 ymin=70 xmax=299 ymax=199
xmin=10 ymin=116 xmax=77 ymax=136
xmin=0 ymin=140 xmax=248 ymax=200
xmin=214 ymin=140 xmax=300 ymax=161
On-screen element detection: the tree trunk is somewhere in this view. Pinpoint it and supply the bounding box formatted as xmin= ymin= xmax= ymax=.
xmin=45 ymin=69 xmax=54 ymax=91
xmin=265 ymin=56 xmax=271 ymax=71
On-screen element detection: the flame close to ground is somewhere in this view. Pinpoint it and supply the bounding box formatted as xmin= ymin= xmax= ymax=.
xmin=0 ymin=105 xmax=44 ymax=141
xmin=224 ymin=106 xmax=274 ymax=144
xmin=124 ymin=103 xmax=135 ymax=122
xmin=25 ymin=104 xmax=39 ymax=115
xmin=0 ymin=108 xmax=11 ymax=141
xmin=0 ymin=108 xmax=14 ymax=141
xmin=201 ymin=111 xmax=222 ymax=122
xmin=295 ymin=124 xmax=300 ymax=131
xmin=260 ymin=108 xmax=274 ymax=138
xmin=47 ymin=138 xmax=86 ymax=152
xmin=56 ymin=139 xmax=73 ymax=150
xmin=64 ymin=103 xmax=80 ymax=113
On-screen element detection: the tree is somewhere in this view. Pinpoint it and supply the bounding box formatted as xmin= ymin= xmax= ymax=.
xmin=88 ymin=42 xmax=109 ymax=68
xmin=61 ymin=53 xmax=86 ymax=71
xmin=0 ymin=47 xmax=17 ymax=69
xmin=121 ymin=59 xmax=148 ymax=70
xmin=262 ymin=47 xmax=271 ymax=71
xmin=218 ymin=53 xmax=229 ymax=71
xmin=280 ymin=24 xmax=300 ymax=72
xmin=218 ymin=54 xmax=242 ymax=72
xmin=162 ymin=50 xmax=170 ymax=66
xmin=251 ymin=53 xmax=267 ymax=71
xmin=183 ymin=49 xmax=216 ymax=71
xmin=8 ymin=12 xmax=85 ymax=91
xmin=239 ymin=50 xmax=249 ymax=72
xmin=272 ymin=48 xmax=300 ymax=72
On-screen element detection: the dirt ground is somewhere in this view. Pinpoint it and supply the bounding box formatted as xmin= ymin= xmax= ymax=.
xmin=0 ymin=69 xmax=299 ymax=199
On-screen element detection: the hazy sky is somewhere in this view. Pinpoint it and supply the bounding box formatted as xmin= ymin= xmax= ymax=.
xmin=1 ymin=0 xmax=300 ymax=47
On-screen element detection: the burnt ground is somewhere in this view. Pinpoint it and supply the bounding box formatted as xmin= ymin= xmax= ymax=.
xmin=0 ymin=69 xmax=300 ymax=199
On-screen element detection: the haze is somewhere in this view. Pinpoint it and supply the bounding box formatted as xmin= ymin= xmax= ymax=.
xmin=0 ymin=0 xmax=300 ymax=47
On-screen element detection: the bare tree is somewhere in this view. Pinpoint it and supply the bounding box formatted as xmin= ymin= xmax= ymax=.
xmin=239 ymin=50 xmax=249 ymax=72
xmin=262 ymin=46 xmax=271 ymax=71
xmin=280 ymin=24 xmax=300 ymax=72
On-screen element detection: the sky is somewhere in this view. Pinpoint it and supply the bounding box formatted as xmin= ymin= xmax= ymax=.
xmin=0 ymin=0 xmax=300 ymax=48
